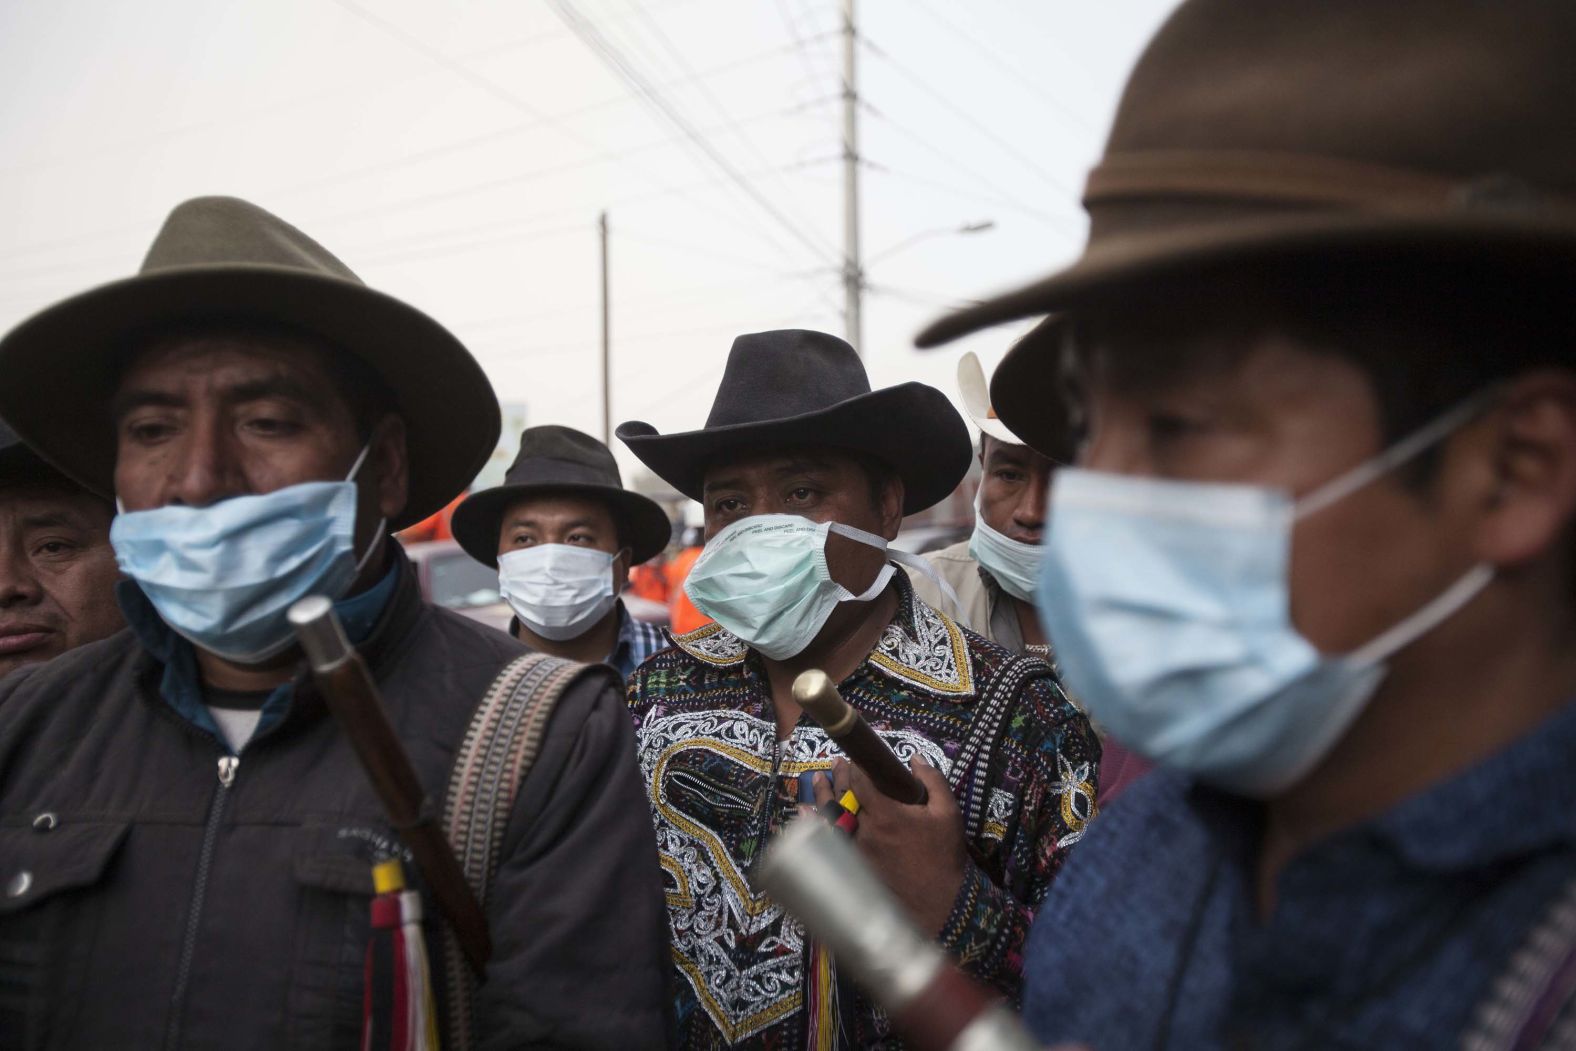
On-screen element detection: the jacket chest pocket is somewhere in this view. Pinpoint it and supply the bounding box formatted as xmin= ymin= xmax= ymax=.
xmin=287 ymin=826 xmax=424 ymax=1048
xmin=0 ymin=821 xmax=130 ymax=1050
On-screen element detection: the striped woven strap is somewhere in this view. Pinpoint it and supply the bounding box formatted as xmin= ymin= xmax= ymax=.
xmin=1465 ymin=876 xmax=1576 ymax=1051
xmin=949 ymin=654 xmax=1052 ymax=841
xmin=439 ymin=652 xmax=584 ymax=1051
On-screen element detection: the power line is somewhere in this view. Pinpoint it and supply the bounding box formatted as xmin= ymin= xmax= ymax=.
xmin=547 ymin=0 xmax=842 ymax=269
xmin=904 ymin=0 xmax=1097 ymax=138
xmin=333 ymin=0 xmax=822 ymax=275
xmin=860 ymin=33 xmax=1084 ymax=202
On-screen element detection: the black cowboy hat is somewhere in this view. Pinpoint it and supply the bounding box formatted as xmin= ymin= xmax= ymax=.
xmin=0 ymin=196 xmax=500 ymax=530
xmin=452 ymin=425 xmax=672 ymax=568
xmin=0 ymin=416 xmax=69 ymax=488
xmin=916 ymin=0 xmax=1576 ymax=443
xmin=617 ymin=329 xmax=971 ymax=515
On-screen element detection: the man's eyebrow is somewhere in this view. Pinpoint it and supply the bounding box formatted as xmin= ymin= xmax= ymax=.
xmin=19 ymin=511 xmax=85 ymax=531
xmin=110 ymin=388 xmax=184 ymax=422
xmin=771 ymin=458 xmax=833 ymax=477
xmin=110 ymin=376 xmax=332 ymax=422
xmin=224 ymin=376 xmax=333 ymax=410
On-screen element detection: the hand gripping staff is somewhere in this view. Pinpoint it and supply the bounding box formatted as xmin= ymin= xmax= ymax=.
xmin=288 ymin=595 xmax=492 ymax=977
xmin=759 ymin=817 xmax=1041 ymax=1051
xmin=793 ymin=669 xmax=928 ymax=805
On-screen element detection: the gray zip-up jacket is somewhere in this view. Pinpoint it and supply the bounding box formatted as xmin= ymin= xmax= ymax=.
xmin=0 ymin=552 xmax=671 ymax=1049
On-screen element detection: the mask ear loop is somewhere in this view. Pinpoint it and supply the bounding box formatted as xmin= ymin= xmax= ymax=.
xmin=345 ymin=439 xmax=386 ymax=577
xmin=1295 ymin=389 xmax=1499 ymax=520
xmin=827 ymin=521 xmax=964 ymax=616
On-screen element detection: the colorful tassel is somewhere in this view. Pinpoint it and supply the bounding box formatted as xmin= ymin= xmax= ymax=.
xmin=363 ymin=858 xmax=440 ymax=1051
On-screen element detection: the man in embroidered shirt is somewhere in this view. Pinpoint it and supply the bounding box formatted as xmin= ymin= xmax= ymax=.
xmin=916 ymin=1 xmax=1576 ymax=1046
xmin=452 ymin=425 xmax=671 ymax=680
xmin=618 ymin=329 xmax=1099 ymax=1049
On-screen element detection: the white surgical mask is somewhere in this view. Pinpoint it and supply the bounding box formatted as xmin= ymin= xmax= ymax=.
xmin=968 ymin=493 xmax=1042 ymax=602
xmin=111 ymin=443 xmax=384 ymax=664
xmin=1035 ymin=394 xmax=1495 ymax=796
xmin=498 ymin=544 xmax=620 ymax=642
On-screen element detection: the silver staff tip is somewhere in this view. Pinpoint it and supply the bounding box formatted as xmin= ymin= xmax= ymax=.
xmin=792 ymin=669 xmax=834 ymax=706
xmin=288 ymin=595 xmax=351 ymax=671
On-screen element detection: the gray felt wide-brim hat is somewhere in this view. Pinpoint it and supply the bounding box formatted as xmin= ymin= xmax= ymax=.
xmin=0 ymin=196 xmax=500 ymax=530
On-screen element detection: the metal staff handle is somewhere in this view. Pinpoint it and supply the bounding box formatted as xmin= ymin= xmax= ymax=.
xmin=760 ymin=818 xmax=1041 ymax=1051
xmin=793 ymin=669 xmax=928 ymax=805
xmin=288 ymin=595 xmax=492 ymax=976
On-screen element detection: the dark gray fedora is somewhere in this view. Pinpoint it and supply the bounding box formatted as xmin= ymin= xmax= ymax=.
xmin=617 ymin=329 xmax=971 ymax=515
xmin=452 ymin=425 xmax=672 ymax=568
xmin=0 ymin=196 xmax=500 ymax=530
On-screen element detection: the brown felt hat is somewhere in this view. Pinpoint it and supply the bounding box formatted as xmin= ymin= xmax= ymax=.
xmin=0 ymin=196 xmax=501 ymax=530
xmin=917 ymin=0 xmax=1576 ymax=444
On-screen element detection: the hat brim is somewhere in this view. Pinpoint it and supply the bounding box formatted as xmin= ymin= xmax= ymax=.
xmin=451 ymin=481 xmax=672 ymax=569
xmin=617 ymin=382 xmax=971 ymax=516
xmin=916 ymin=210 xmax=1576 ymax=349
xmin=0 ymin=264 xmax=500 ymax=530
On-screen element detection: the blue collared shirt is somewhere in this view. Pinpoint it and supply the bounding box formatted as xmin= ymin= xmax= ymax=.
xmin=1022 ymin=700 xmax=1576 ymax=1049
xmin=609 ymin=599 xmax=670 ymax=680
xmin=118 ymin=564 xmax=400 ymax=754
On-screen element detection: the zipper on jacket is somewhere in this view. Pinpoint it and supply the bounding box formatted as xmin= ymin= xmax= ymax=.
xmin=164 ymin=755 xmax=239 ymax=1051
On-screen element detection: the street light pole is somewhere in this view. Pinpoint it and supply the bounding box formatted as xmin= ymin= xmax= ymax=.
xmin=599 ymin=210 xmax=611 ymax=445
xmin=841 ymin=0 xmax=862 ymax=355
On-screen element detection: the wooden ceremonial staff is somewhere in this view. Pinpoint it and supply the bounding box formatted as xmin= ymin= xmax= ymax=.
xmin=288 ymin=595 xmax=492 ymax=977
xmin=793 ymin=669 xmax=928 ymax=805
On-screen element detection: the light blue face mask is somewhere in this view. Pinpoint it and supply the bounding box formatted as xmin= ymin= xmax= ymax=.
xmin=1036 ymin=395 xmax=1495 ymax=797
xmin=110 ymin=444 xmax=385 ymax=664
xmin=968 ymin=492 xmax=1043 ymax=603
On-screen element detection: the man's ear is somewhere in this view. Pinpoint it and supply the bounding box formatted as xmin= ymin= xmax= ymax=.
xmin=613 ymin=546 xmax=633 ymax=590
xmin=368 ymin=413 xmax=410 ymax=525
xmin=1468 ymin=371 xmax=1576 ymax=571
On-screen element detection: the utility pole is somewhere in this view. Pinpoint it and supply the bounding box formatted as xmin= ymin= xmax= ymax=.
xmin=841 ymin=0 xmax=863 ymax=355
xmin=599 ymin=210 xmax=611 ymax=444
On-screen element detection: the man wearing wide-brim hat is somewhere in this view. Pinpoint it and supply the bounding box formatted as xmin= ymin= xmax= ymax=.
xmin=0 ymin=415 xmax=123 ymax=678
xmin=0 ymin=196 xmax=670 ymax=1048
xmin=452 ymin=424 xmax=671 ymax=679
xmin=909 ymin=323 xmax=1151 ymax=808
xmin=919 ymin=1 xmax=1576 ymax=1046
xmin=617 ymin=328 xmax=1099 ymax=1048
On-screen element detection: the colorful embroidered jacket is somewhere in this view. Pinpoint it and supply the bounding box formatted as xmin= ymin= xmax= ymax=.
xmin=627 ymin=575 xmax=1100 ymax=1049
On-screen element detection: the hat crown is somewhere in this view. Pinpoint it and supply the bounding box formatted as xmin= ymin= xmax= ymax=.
xmin=140 ymin=196 xmax=363 ymax=283
xmin=704 ymin=330 xmax=871 ymax=429
xmin=503 ymin=425 xmax=623 ymax=488
xmin=1090 ymin=0 xmax=1576 ymax=238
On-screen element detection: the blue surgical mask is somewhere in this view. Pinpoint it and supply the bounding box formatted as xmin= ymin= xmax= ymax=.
xmin=1036 ymin=395 xmax=1495 ymax=796
xmin=110 ymin=444 xmax=385 ymax=664
xmin=968 ymin=493 xmax=1042 ymax=602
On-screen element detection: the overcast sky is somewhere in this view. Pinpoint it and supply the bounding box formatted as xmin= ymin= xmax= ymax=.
xmin=0 ymin=0 xmax=1177 ymax=487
